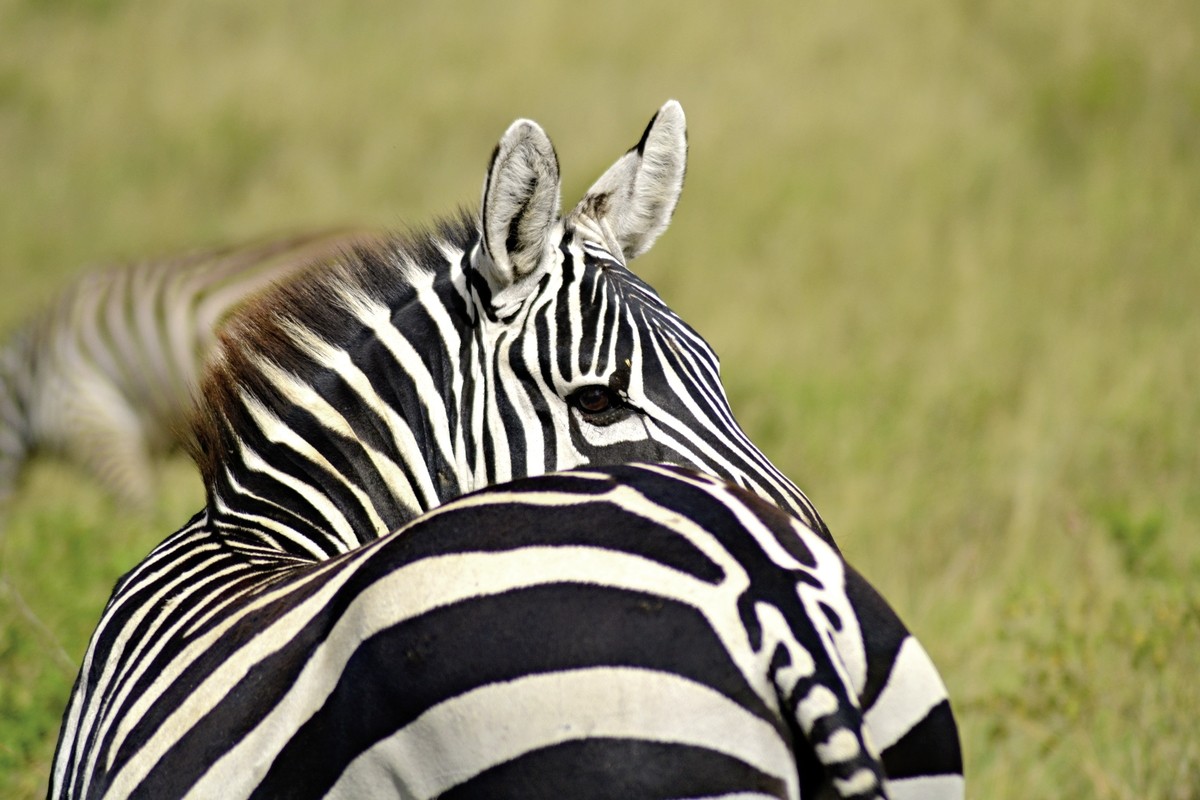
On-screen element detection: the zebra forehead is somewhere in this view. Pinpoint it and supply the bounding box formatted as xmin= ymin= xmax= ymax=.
xmin=560 ymin=258 xmax=684 ymax=331
xmin=528 ymin=264 xmax=695 ymax=373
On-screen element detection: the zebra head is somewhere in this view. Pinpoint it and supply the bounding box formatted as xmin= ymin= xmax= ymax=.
xmin=464 ymin=101 xmax=825 ymax=534
xmin=194 ymin=101 xmax=826 ymax=550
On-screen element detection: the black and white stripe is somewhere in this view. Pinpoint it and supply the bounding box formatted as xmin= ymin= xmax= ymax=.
xmin=54 ymin=464 xmax=960 ymax=799
xmin=51 ymin=101 xmax=962 ymax=798
xmin=0 ymin=229 xmax=376 ymax=507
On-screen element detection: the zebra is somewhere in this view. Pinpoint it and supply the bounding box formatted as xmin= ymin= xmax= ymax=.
xmin=51 ymin=101 xmax=963 ymax=798
xmin=0 ymin=228 xmax=378 ymax=509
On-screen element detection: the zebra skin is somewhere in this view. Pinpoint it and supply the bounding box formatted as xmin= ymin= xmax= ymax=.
xmin=0 ymin=228 xmax=377 ymax=508
xmin=51 ymin=101 xmax=963 ymax=798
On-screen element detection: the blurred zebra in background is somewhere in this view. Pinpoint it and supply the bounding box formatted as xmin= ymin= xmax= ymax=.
xmin=52 ymin=101 xmax=962 ymax=798
xmin=0 ymin=228 xmax=378 ymax=508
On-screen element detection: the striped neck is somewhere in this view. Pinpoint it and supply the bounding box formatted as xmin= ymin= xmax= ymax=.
xmin=192 ymin=217 xmax=486 ymax=559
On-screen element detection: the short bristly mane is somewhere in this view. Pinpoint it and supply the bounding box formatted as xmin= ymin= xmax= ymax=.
xmin=185 ymin=210 xmax=479 ymax=518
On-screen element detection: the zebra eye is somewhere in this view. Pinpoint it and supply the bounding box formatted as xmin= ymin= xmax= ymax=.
xmin=570 ymin=385 xmax=620 ymax=415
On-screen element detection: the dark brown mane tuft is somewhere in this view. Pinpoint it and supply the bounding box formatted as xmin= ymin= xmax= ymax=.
xmin=182 ymin=210 xmax=480 ymax=501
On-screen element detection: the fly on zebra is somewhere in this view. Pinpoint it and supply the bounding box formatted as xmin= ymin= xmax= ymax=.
xmin=51 ymin=100 xmax=963 ymax=799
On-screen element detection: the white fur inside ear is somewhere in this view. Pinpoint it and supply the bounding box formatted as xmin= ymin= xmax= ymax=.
xmin=479 ymin=119 xmax=562 ymax=293
xmin=571 ymin=99 xmax=688 ymax=261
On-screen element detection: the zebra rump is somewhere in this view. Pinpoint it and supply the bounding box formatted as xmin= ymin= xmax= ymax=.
xmin=53 ymin=464 xmax=960 ymax=799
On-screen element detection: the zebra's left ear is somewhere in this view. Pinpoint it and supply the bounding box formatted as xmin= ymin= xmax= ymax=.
xmin=570 ymin=99 xmax=687 ymax=262
xmin=478 ymin=118 xmax=562 ymax=295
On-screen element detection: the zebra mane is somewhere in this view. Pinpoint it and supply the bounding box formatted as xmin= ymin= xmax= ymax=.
xmin=184 ymin=210 xmax=479 ymax=506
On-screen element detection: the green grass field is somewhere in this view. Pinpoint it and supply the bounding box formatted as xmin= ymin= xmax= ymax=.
xmin=2 ymin=0 xmax=1198 ymax=796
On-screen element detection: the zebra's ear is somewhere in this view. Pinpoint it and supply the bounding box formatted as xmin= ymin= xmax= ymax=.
xmin=571 ymin=99 xmax=687 ymax=262
xmin=478 ymin=118 xmax=562 ymax=293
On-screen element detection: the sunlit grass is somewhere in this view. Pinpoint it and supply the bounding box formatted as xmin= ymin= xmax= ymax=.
xmin=2 ymin=1 xmax=1197 ymax=796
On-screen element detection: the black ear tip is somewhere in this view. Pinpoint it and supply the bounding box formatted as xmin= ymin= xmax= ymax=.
xmin=634 ymin=111 xmax=660 ymax=157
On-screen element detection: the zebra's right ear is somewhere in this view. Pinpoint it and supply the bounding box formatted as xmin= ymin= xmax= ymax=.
xmin=477 ymin=119 xmax=562 ymax=295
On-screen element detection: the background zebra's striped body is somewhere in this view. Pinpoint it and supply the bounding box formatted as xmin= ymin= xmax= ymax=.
xmin=52 ymin=102 xmax=962 ymax=798
xmin=0 ymin=229 xmax=376 ymax=507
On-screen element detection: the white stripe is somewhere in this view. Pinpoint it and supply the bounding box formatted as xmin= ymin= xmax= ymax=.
xmin=636 ymin=467 xmax=866 ymax=700
xmin=104 ymin=561 xmax=254 ymax=768
xmin=191 ymin=540 xmax=765 ymax=798
xmin=54 ymin=522 xmax=209 ymax=792
xmin=481 ymin=327 xmax=515 ymax=483
xmin=215 ymin=467 xmax=335 ymax=560
xmin=101 ymin=549 xmax=375 ymax=798
xmin=237 ymin=398 xmax=360 ymax=551
xmin=833 ymin=768 xmax=881 ymax=797
xmin=587 ymin=273 xmax=608 ymax=372
xmin=504 ymin=309 xmax=548 ymax=476
xmin=350 ymin=288 xmax=461 ymax=500
xmin=796 ymin=685 xmax=839 ymax=725
xmin=260 ymin=337 xmax=425 ymax=519
xmin=815 ymin=728 xmax=862 ymax=764
xmin=864 ymin=637 xmax=949 ymax=752
xmin=888 ymin=774 xmax=965 ymax=800
xmin=640 ymin=334 xmax=812 ymax=520
xmin=414 ymin=259 xmax=470 ymax=487
xmin=325 ymin=668 xmax=796 ymax=800
xmin=76 ymin=546 xmax=234 ymax=788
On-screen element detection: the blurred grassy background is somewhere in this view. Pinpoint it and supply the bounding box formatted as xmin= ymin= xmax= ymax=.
xmin=1 ymin=0 xmax=1198 ymax=796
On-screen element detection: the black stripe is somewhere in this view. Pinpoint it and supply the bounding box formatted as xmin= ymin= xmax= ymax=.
xmin=573 ymin=267 xmax=602 ymax=376
xmin=286 ymin=399 xmax=407 ymax=530
xmin=212 ymin=390 xmax=343 ymax=555
xmin=479 ymin=328 xmax=503 ymax=480
xmin=530 ymin=273 xmax=559 ymax=391
xmin=501 ymin=323 xmax=554 ymax=476
xmin=123 ymin=556 xmax=380 ymax=798
xmin=634 ymin=110 xmax=660 ymax=157
xmin=391 ymin=492 xmax=727 ymax=584
xmin=100 ymin=562 xmax=263 ymax=718
xmin=843 ymin=565 xmax=909 ymax=713
xmin=211 ymin=466 xmax=337 ymax=558
xmin=443 ymin=737 xmax=788 ymax=800
xmin=504 ymin=173 xmax=539 ymax=269
xmin=249 ymin=583 xmax=777 ymax=797
xmin=480 ymin=143 xmax=501 ymax=258
xmin=110 ymin=565 xmax=338 ymax=789
xmin=241 ymin=422 xmax=379 ymax=546
xmin=881 ymin=699 xmax=963 ymax=780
